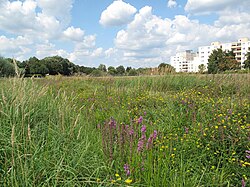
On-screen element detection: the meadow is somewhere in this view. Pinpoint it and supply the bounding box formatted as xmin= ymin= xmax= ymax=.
xmin=0 ymin=74 xmax=249 ymax=186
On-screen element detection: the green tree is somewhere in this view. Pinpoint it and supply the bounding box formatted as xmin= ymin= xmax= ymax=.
xmin=108 ymin=66 xmax=117 ymax=76
xmin=243 ymin=52 xmax=250 ymax=69
xmin=116 ymin=65 xmax=125 ymax=75
xmin=0 ymin=57 xmax=16 ymax=77
xmin=126 ymin=67 xmax=132 ymax=73
xmin=208 ymin=49 xmax=241 ymax=73
xmin=98 ymin=64 xmax=107 ymax=72
xmin=198 ymin=64 xmax=206 ymax=74
xmin=128 ymin=68 xmax=138 ymax=76
xmin=208 ymin=49 xmax=224 ymax=73
xmin=90 ymin=69 xmax=104 ymax=77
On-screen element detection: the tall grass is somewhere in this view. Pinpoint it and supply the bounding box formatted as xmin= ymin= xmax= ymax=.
xmin=0 ymin=74 xmax=249 ymax=186
xmin=0 ymin=78 xmax=107 ymax=186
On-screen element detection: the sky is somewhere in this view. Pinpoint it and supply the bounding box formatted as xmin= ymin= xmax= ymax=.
xmin=0 ymin=0 xmax=250 ymax=68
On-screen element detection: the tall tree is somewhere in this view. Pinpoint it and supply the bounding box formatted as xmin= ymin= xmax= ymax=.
xmin=116 ymin=65 xmax=125 ymax=75
xmin=244 ymin=52 xmax=250 ymax=69
xmin=0 ymin=57 xmax=16 ymax=77
xmin=98 ymin=64 xmax=107 ymax=72
xmin=207 ymin=49 xmax=225 ymax=74
xmin=108 ymin=66 xmax=117 ymax=75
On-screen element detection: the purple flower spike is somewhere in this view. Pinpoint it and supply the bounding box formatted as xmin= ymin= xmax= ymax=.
xmin=242 ymin=178 xmax=246 ymax=187
xmin=141 ymin=125 xmax=146 ymax=133
xmin=124 ymin=163 xmax=130 ymax=176
xmin=137 ymin=138 xmax=144 ymax=152
xmin=138 ymin=116 xmax=143 ymax=124
xmin=153 ymin=130 xmax=157 ymax=139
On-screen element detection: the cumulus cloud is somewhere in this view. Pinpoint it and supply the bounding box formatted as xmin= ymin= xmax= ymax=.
xmin=113 ymin=4 xmax=250 ymax=67
xmin=37 ymin=0 xmax=73 ymax=25
xmin=167 ymin=0 xmax=177 ymax=8
xmin=185 ymin=0 xmax=250 ymax=14
xmin=0 ymin=35 xmax=32 ymax=57
xmin=99 ymin=0 xmax=137 ymax=26
xmin=63 ymin=26 xmax=85 ymax=41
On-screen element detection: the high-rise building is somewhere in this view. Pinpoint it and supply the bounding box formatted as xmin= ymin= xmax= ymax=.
xmin=170 ymin=50 xmax=197 ymax=72
xmin=198 ymin=38 xmax=250 ymax=68
xmin=171 ymin=38 xmax=250 ymax=72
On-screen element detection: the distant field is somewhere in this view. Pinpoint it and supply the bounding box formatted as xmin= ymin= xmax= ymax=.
xmin=0 ymin=74 xmax=249 ymax=186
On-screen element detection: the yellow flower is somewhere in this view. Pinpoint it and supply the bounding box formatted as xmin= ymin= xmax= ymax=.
xmin=117 ymin=177 xmax=122 ymax=181
xmin=96 ymin=178 xmax=101 ymax=182
xmin=115 ymin=173 xmax=120 ymax=177
xmin=125 ymin=178 xmax=133 ymax=184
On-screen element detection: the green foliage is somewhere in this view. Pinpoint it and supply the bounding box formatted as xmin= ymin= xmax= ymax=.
xmin=0 ymin=74 xmax=249 ymax=186
xmin=243 ymin=52 xmax=250 ymax=69
xmin=116 ymin=65 xmax=126 ymax=75
xmin=128 ymin=68 xmax=138 ymax=76
xmin=198 ymin=64 xmax=206 ymax=73
xmin=0 ymin=57 xmax=16 ymax=77
xmin=98 ymin=64 xmax=107 ymax=72
xmin=158 ymin=63 xmax=175 ymax=74
xmin=108 ymin=66 xmax=117 ymax=75
xmin=90 ymin=69 xmax=104 ymax=77
xmin=208 ymin=49 xmax=241 ymax=73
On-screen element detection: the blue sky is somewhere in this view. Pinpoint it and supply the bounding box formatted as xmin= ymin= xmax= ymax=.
xmin=0 ymin=0 xmax=249 ymax=67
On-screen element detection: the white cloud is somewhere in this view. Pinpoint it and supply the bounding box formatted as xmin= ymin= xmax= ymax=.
xmin=37 ymin=0 xmax=73 ymax=25
xmin=185 ymin=0 xmax=250 ymax=14
xmin=91 ymin=48 xmax=104 ymax=57
xmin=63 ymin=26 xmax=85 ymax=41
xmin=99 ymin=0 xmax=137 ymax=27
xmin=167 ymin=0 xmax=177 ymax=8
xmin=0 ymin=35 xmax=32 ymax=57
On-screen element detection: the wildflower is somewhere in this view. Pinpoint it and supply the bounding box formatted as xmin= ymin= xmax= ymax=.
xmin=153 ymin=130 xmax=157 ymax=139
xmin=125 ymin=178 xmax=133 ymax=184
xmin=96 ymin=178 xmax=101 ymax=182
xmin=246 ymin=150 xmax=250 ymax=159
xmin=138 ymin=116 xmax=143 ymax=124
xmin=242 ymin=178 xmax=246 ymax=187
xmin=146 ymin=135 xmax=153 ymax=149
xmin=115 ymin=174 xmax=120 ymax=177
xmin=124 ymin=163 xmax=130 ymax=176
xmin=137 ymin=138 xmax=145 ymax=152
xmin=117 ymin=177 xmax=122 ymax=181
xmin=141 ymin=125 xmax=146 ymax=133
xmin=184 ymin=126 xmax=189 ymax=134
xmin=109 ymin=118 xmax=116 ymax=129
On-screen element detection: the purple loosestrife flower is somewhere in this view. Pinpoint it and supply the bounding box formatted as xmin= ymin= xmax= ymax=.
xmin=109 ymin=118 xmax=116 ymax=129
xmin=137 ymin=138 xmax=144 ymax=152
xmin=184 ymin=127 xmax=189 ymax=134
xmin=246 ymin=150 xmax=250 ymax=159
xmin=242 ymin=178 xmax=246 ymax=187
xmin=138 ymin=116 xmax=143 ymax=124
xmin=153 ymin=130 xmax=157 ymax=139
xmin=144 ymin=111 xmax=147 ymax=116
xmin=141 ymin=125 xmax=146 ymax=133
xmin=124 ymin=163 xmax=130 ymax=176
xmin=146 ymin=135 xmax=153 ymax=149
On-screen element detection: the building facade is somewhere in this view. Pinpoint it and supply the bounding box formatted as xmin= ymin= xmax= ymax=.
xmin=170 ymin=50 xmax=197 ymax=72
xmin=171 ymin=38 xmax=250 ymax=72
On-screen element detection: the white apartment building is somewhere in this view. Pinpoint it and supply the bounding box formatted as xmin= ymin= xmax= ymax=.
xmin=170 ymin=50 xmax=197 ymax=72
xmin=171 ymin=38 xmax=250 ymax=72
xmin=199 ymin=38 xmax=250 ymax=68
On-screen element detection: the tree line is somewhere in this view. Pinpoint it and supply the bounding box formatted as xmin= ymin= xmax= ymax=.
xmin=0 ymin=56 xmax=176 ymax=77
